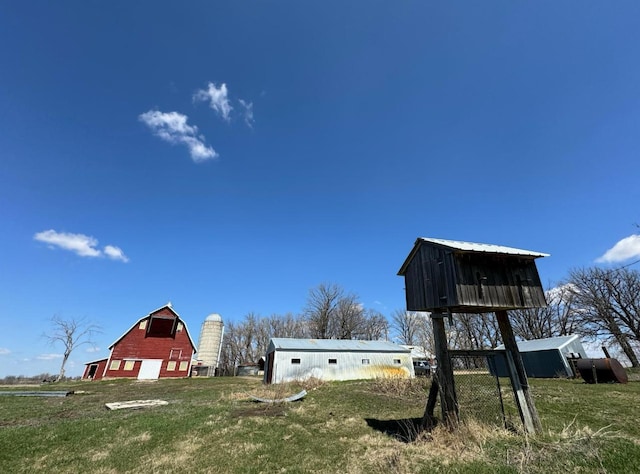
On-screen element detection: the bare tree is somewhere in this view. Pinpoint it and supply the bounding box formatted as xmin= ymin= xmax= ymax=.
xmin=567 ymin=267 xmax=640 ymax=367
xmin=448 ymin=313 xmax=500 ymax=350
xmin=509 ymin=284 xmax=579 ymax=340
xmin=304 ymin=283 xmax=342 ymax=339
xmin=331 ymin=293 xmax=365 ymax=339
xmin=391 ymin=309 xmax=421 ymax=345
xmin=44 ymin=315 xmax=100 ymax=381
xmin=358 ymin=309 xmax=389 ymax=340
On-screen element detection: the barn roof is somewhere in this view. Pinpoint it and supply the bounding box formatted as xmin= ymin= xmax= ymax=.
xmin=268 ymin=338 xmax=410 ymax=353
xmin=494 ymin=334 xmax=581 ymax=352
xmin=108 ymin=303 xmax=197 ymax=352
xmin=398 ymin=237 xmax=549 ymax=275
xmin=83 ymin=358 xmax=108 ymax=366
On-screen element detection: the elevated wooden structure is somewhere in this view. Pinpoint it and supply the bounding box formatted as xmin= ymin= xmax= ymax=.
xmin=398 ymin=238 xmax=548 ymax=434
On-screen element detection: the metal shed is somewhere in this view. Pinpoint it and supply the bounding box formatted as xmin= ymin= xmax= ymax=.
xmin=490 ymin=335 xmax=587 ymax=378
xmin=263 ymin=338 xmax=414 ymax=384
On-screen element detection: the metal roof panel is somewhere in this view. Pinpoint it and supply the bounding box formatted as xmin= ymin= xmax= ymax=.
xmin=269 ymin=338 xmax=410 ymax=353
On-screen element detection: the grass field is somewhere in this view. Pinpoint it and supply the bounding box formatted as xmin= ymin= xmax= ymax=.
xmin=1 ymin=375 xmax=639 ymax=473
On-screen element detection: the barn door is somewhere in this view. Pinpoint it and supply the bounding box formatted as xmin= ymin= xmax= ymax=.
xmin=138 ymin=359 xmax=162 ymax=380
xmin=266 ymin=353 xmax=274 ymax=384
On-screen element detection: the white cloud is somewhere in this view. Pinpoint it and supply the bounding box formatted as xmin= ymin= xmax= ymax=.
xmin=34 ymin=230 xmax=102 ymax=257
xmin=193 ymin=82 xmax=233 ymax=121
xmin=36 ymin=353 xmax=63 ymax=360
xmin=139 ymin=110 xmax=218 ymax=162
xmin=103 ymin=245 xmax=129 ymax=263
xmin=238 ymin=99 xmax=254 ymax=128
xmin=86 ymin=346 xmax=101 ymax=353
xmin=0 ymin=348 xmax=10 ymax=355
xmin=34 ymin=229 xmax=129 ymax=262
xmin=596 ymin=234 xmax=640 ymax=263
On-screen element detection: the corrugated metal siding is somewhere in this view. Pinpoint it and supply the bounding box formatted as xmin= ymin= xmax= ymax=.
xmin=268 ymin=350 xmax=414 ymax=384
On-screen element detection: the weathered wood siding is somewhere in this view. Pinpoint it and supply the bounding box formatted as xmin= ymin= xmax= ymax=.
xmin=403 ymin=245 xmax=458 ymax=312
xmin=453 ymin=253 xmax=546 ymax=310
xmin=403 ymin=243 xmax=546 ymax=312
xmin=104 ymin=308 xmax=194 ymax=379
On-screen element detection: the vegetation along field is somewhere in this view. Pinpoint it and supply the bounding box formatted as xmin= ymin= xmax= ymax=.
xmin=1 ymin=375 xmax=639 ymax=473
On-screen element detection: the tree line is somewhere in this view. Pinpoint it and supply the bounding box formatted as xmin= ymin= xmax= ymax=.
xmin=218 ymin=283 xmax=389 ymax=374
xmin=218 ymin=267 xmax=640 ymax=374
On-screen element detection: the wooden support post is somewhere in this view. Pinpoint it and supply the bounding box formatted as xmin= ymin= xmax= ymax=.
xmin=421 ymin=379 xmax=439 ymax=429
xmin=430 ymin=311 xmax=458 ymax=428
xmin=495 ymin=310 xmax=542 ymax=434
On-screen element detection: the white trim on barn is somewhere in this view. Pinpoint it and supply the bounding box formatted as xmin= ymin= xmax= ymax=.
xmin=264 ymin=338 xmax=415 ymax=384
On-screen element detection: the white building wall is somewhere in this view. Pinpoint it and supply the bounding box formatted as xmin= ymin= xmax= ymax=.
xmin=269 ymin=350 xmax=414 ymax=384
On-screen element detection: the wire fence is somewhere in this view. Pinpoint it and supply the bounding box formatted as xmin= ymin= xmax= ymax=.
xmin=447 ymin=351 xmax=521 ymax=429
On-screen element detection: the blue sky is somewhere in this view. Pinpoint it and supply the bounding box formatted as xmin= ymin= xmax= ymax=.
xmin=2 ymin=2 xmax=640 ymax=377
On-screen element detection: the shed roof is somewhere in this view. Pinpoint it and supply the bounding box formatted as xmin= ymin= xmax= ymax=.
xmin=268 ymin=338 xmax=410 ymax=353
xmin=494 ymin=334 xmax=580 ymax=352
xmin=398 ymin=237 xmax=549 ymax=275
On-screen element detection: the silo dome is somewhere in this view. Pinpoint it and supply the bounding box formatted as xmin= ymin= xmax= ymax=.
xmin=206 ymin=313 xmax=222 ymax=322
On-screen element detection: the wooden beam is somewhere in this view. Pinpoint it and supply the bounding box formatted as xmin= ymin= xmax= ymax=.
xmin=495 ymin=310 xmax=542 ymax=434
xmin=431 ymin=311 xmax=459 ymax=428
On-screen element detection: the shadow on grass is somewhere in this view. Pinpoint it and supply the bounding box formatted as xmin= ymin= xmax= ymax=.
xmin=365 ymin=417 xmax=434 ymax=442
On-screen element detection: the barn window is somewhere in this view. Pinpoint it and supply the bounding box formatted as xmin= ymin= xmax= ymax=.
xmin=169 ymin=348 xmax=182 ymax=359
xmin=109 ymin=360 xmax=121 ymax=370
xmin=139 ymin=320 xmax=147 ymax=330
xmin=291 ymin=358 xmax=301 ymax=364
xmin=167 ymin=361 xmax=177 ymax=371
xmin=393 ymin=359 xmax=401 ymax=365
xmin=177 ymin=322 xmax=184 ymax=332
xmin=123 ymin=360 xmax=135 ymax=371
xmin=179 ymin=361 xmax=189 ymax=371
xmin=328 ymin=358 xmax=337 ymax=365
xmin=362 ymin=359 xmax=370 ymax=365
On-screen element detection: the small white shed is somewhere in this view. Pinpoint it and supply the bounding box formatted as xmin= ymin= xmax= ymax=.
xmin=263 ymin=338 xmax=415 ymax=384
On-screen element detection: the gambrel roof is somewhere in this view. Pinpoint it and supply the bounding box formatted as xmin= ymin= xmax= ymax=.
xmin=108 ymin=303 xmax=197 ymax=352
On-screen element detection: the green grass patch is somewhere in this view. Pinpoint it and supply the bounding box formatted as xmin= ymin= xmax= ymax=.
xmin=0 ymin=376 xmax=639 ymax=473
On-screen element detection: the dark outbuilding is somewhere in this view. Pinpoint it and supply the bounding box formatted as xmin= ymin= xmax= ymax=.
xmin=398 ymin=237 xmax=548 ymax=313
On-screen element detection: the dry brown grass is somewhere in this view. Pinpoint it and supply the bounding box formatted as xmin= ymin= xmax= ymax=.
xmin=370 ymin=375 xmax=430 ymax=399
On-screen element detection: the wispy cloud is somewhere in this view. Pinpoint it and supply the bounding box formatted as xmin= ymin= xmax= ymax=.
xmin=0 ymin=348 xmax=10 ymax=355
xmin=86 ymin=346 xmax=101 ymax=353
xmin=596 ymin=234 xmax=640 ymax=263
xmin=103 ymin=245 xmax=129 ymax=263
xmin=238 ymin=99 xmax=254 ymax=128
xmin=34 ymin=230 xmax=129 ymax=262
xmin=139 ymin=110 xmax=218 ymax=162
xmin=193 ymin=82 xmax=233 ymax=121
xmin=36 ymin=353 xmax=63 ymax=360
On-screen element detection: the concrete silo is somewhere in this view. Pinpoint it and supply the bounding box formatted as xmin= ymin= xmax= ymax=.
xmin=195 ymin=313 xmax=224 ymax=376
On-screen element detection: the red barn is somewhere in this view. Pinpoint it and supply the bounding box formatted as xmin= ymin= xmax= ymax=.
xmin=82 ymin=303 xmax=196 ymax=380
